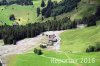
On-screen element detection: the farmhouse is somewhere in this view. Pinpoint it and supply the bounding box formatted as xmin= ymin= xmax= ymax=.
xmin=44 ymin=31 xmax=58 ymax=46
xmin=48 ymin=34 xmax=57 ymax=42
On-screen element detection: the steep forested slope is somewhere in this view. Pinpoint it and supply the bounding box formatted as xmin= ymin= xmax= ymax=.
xmin=42 ymin=0 xmax=100 ymax=23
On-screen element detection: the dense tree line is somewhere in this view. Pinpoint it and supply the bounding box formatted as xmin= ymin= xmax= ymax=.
xmin=0 ymin=17 xmax=76 ymax=45
xmin=16 ymin=0 xmax=33 ymax=5
xmin=41 ymin=0 xmax=81 ymax=18
xmin=74 ymin=14 xmax=96 ymax=26
xmin=41 ymin=0 xmax=53 ymax=18
xmin=74 ymin=6 xmax=100 ymax=26
xmin=95 ymin=6 xmax=100 ymax=20
xmin=0 ymin=0 xmax=8 ymax=5
xmin=51 ymin=0 xmax=81 ymax=16
xmin=0 ymin=0 xmax=33 ymax=5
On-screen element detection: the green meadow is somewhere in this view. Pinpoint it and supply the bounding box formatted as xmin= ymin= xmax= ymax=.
xmin=0 ymin=0 xmax=62 ymax=25
xmin=0 ymin=0 xmax=42 ymax=25
xmin=61 ymin=26 xmax=100 ymax=52
xmin=7 ymin=50 xmax=100 ymax=66
xmin=0 ymin=0 xmax=100 ymax=25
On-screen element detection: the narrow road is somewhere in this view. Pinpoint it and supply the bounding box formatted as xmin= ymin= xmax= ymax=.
xmin=0 ymin=34 xmax=43 ymax=57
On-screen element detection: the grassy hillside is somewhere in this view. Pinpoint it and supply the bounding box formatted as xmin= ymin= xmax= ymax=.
xmin=0 ymin=0 xmax=99 ymax=25
xmin=42 ymin=0 xmax=100 ymax=22
xmin=0 ymin=0 xmax=41 ymax=25
xmin=61 ymin=26 xmax=100 ymax=52
xmin=7 ymin=51 xmax=100 ymax=66
xmin=70 ymin=0 xmax=98 ymax=21
xmin=0 ymin=0 xmax=62 ymax=25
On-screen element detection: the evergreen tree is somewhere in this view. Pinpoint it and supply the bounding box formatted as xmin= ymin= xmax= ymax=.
xmin=45 ymin=8 xmax=52 ymax=18
xmin=0 ymin=62 xmax=2 ymax=66
xmin=37 ymin=7 xmax=40 ymax=17
xmin=41 ymin=0 xmax=45 ymax=7
xmin=2 ymin=0 xmax=8 ymax=5
xmin=95 ymin=6 xmax=100 ymax=20
xmin=47 ymin=0 xmax=53 ymax=8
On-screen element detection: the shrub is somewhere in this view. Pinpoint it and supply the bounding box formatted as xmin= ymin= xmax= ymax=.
xmin=86 ymin=45 xmax=95 ymax=52
xmin=9 ymin=14 xmax=16 ymax=21
xmin=95 ymin=42 xmax=100 ymax=52
xmin=34 ymin=48 xmax=43 ymax=55
xmin=34 ymin=48 xmax=37 ymax=54
xmin=40 ymin=45 xmax=47 ymax=48
xmin=3 ymin=35 xmax=14 ymax=44
xmin=86 ymin=42 xmax=100 ymax=52
xmin=37 ymin=49 xmax=43 ymax=55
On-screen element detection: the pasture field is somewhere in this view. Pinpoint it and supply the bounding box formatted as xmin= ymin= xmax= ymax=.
xmin=7 ymin=51 xmax=100 ymax=66
xmin=0 ymin=0 xmax=62 ymax=25
xmin=0 ymin=0 xmax=41 ymax=25
xmin=60 ymin=26 xmax=100 ymax=52
xmin=0 ymin=0 xmax=98 ymax=25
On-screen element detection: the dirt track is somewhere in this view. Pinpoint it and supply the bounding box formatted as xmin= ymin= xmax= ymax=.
xmin=0 ymin=34 xmax=44 ymax=57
